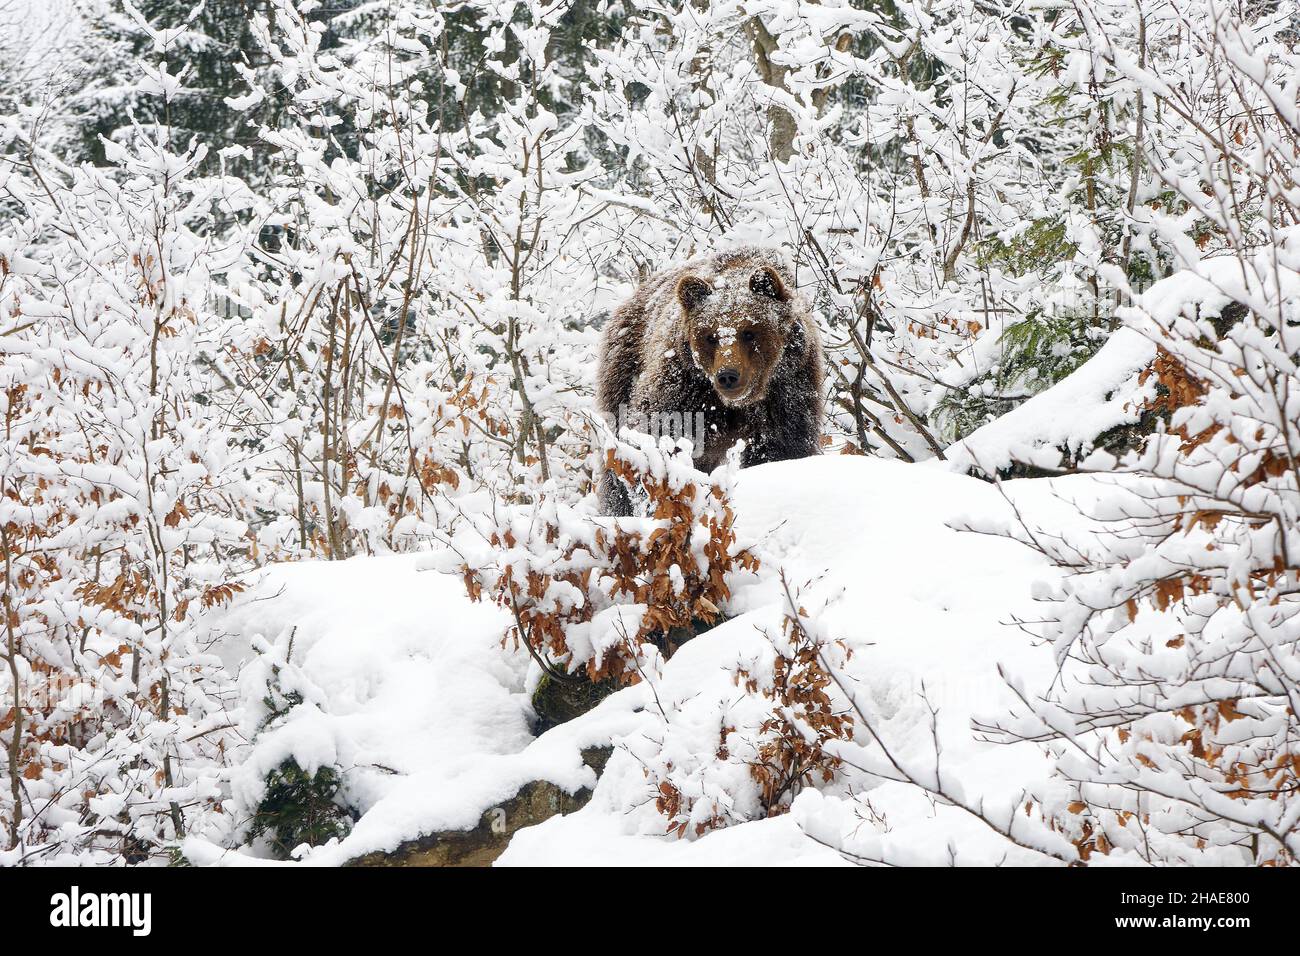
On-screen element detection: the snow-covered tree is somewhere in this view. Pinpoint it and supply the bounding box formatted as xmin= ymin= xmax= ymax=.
xmin=0 ymin=9 xmax=257 ymax=861
xmin=984 ymin=0 xmax=1300 ymax=865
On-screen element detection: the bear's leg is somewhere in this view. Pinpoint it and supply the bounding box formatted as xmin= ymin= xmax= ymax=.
xmin=744 ymin=401 xmax=821 ymax=467
xmin=598 ymin=468 xmax=634 ymax=517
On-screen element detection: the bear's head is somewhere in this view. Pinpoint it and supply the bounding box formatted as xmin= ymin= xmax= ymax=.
xmin=677 ymin=264 xmax=799 ymax=407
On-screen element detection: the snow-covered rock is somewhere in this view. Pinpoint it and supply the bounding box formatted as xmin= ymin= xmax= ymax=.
xmin=503 ymin=456 xmax=1068 ymax=865
xmin=943 ymin=267 xmax=1245 ymax=477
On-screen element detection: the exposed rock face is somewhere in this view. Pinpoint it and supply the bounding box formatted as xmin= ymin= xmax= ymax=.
xmin=530 ymin=673 xmax=622 ymax=736
xmin=346 ymin=747 xmax=613 ymax=867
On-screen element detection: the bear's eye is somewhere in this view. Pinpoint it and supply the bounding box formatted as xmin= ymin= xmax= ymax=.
xmin=706 ymin=333 xmax=718 ymax=346
xmin=741 ymin=330 xmax=756 ymax=345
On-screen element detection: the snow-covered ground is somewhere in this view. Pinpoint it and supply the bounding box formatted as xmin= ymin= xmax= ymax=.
xmin=189 ymin=455 xmax=1094 ymax=866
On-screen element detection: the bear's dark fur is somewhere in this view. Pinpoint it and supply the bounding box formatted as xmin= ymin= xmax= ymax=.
xmin=596 ymin=246 xmax=823 ymax=515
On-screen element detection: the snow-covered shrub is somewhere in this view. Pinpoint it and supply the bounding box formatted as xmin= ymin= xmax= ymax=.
xmin=934 ymin=311 xmax=1109 ymax=445
xmin=236 ymin=631 xmax=354 ymax=860
xmin=0 ymin=98 xmax=254 ymax=860
xmin=982 ymin=1 xmax=1300 ymax=865
xmin=644 ymin=575 xmax=854 ymax=838
xmin=458 ymin=430 xmax=758 ymax=688
xmin=221 ymin=627 xmax=356 ymax=860
xmin=247 ymin=761 xmax=352 ymax=861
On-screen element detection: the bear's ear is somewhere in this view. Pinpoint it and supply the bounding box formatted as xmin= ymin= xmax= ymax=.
xmin=677 ymin=275 xmax=713 ymax=312
xmin=750 ymin=266 xmax=789 ymax=302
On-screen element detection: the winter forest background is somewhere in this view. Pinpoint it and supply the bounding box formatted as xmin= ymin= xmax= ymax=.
xmin=3 ymin=0 xmax=1300 ymax=867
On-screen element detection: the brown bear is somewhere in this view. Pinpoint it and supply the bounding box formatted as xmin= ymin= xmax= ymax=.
xmin=596 ymin=246 xmax=823 ymax=515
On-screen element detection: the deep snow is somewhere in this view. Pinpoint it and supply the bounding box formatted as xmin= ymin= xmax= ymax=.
xmin=189 ymin=455 xmax=1093 ymax=866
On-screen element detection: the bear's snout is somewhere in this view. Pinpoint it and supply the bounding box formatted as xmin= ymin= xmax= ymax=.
xmin=716 ymin=367 xmax=741 ymax=391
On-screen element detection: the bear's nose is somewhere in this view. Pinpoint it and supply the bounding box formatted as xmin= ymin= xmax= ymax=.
xmin=716 ymin=368 xmax=741 ymax=391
